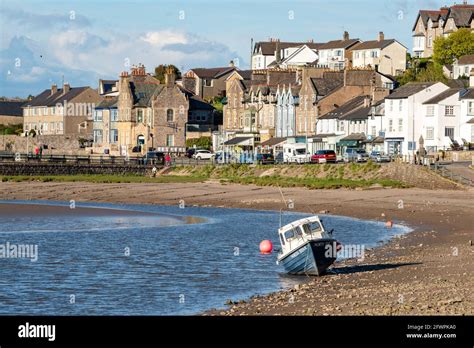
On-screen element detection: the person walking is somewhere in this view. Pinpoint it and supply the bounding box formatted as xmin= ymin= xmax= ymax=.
xmin=165 ymin=153 xmax=171 ymax=167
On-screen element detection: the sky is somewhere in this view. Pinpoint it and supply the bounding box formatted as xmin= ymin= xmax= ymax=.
xmin=0 ymin=0 xmax=452 ymax=97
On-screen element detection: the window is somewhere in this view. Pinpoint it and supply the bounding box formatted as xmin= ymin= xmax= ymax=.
xmin=426 ymin=105 xmax=435 ymax=116
xmin=427 ymin=35 xmax=432 ymax=48
xmin=389 ymin=100 xmax=393 ymax=112
xmin=93 ymin=129 xmax=103 ymax=144
xmin=51 ymin=107 xmax=55 ymax=115
xmin=111 ymin=109 xmax=118 ymax=122
xmin=398 ymin=119 xmax=403 ymax=132
xmin=445 ymin=127 xmax=454 ymax=139
xmin=398 ymin=100 xmax=403 ymax=112
xmin=426 ymin=127 xmax=434 ymax=140
xmin=468 ymin=102 xmax=474 ymax=115
xmin=408 ymin=141 xmax=416 ymax=150
xmin=389 ymin=119 xmax=394 ymax=132
xmin=137 ymin=109 xmax=143 ymax=123
xmin=371 ymin=126 xmax=377 ymax=136
xmin=371 ymin=50 xmax=379 ymax=58
xmin=50 ymin=122 xmax=55 ymax=131
xmin=94 ymin=110 xmax=103 ymax=122
xmin=444 ymin=106 xmax=454 ymax=116
xmin=335 ymin=50 xmax=342 ymax=57
xmin=354 ymin=52 xmax=359 ymax=59
xmin=110 ymin=129 xmax=118 ymax=143
xmin=166 ymin=134 xmax=174 ymax=147
xmin=203 ymin=79 xmax=212 ymax=87
xmin=167 ymin=109 xmax=174 ymax=122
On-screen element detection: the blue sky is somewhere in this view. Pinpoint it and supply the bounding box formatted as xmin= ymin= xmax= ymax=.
xmin=0 ymin=0 xmax=450 ymax=97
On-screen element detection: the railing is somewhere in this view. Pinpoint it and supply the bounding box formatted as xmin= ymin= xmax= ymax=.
xmin=0 ymin=153 xmax=150 ymax=166
xmin=429 ymin=163 xmax=474 ymax=187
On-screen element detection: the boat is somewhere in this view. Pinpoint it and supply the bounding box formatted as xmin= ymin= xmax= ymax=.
xmin=276 ymin=215 xmax=341 ymax=276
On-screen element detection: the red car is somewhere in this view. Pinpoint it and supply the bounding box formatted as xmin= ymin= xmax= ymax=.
xmin=311 ymin=150 xmax=337 ymax=164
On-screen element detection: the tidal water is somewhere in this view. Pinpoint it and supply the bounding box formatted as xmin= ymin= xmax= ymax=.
xmin=0 ymin=201 xmax=411 ymax=315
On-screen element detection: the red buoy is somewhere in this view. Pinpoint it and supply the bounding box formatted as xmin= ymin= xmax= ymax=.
xmin=259 ymin=240 xmax=273 ymax=254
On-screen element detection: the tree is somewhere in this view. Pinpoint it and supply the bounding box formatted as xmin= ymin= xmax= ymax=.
xmin=433 ymin=28 xmax=474 ymax=66
xmin=154 ymin=65 xmax=182 ymax=84
xmin=186 ymin=137 xmax=212 ymax=150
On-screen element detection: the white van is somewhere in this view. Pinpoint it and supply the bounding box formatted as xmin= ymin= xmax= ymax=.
xmin=282 ymin=143 xmax=311 ymax=164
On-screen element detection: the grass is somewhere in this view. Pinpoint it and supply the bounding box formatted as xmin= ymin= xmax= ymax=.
xmin=0 ymin=174 xmax=206 ymax=184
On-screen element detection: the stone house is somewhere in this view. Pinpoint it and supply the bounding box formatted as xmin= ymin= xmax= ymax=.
xmin=183 ymin=64 xmax=240 ymax=100
xmin=351 ymin=32 xmax=407 ymax=76
xmin=23 ymin=83 xmax=101 ymax=137
xmin=412 ymin=3 xmax=474 ymax=58
xmin=93 ymin=65 xmax=215 ymax=156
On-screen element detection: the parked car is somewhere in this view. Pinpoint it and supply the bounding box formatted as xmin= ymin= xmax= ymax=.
xmin=274 ymin=152 xmax=284 ymax=164
xmin=369 ymin=151 xmax=391 ymax=163
xmin=142 ymin=151 xmax=165 ymax=165
xmin=256 ymin=153 xmax=275 ymax=165
xmin=193 ymin=149 xmax=215 ymax=160
xmin=343 ymin=148 xmax=369 ymax=163
xmin=282 ymin=143 xmax=311 ymax=164
xmin=311 ymin=150 xmax=337 ymax=164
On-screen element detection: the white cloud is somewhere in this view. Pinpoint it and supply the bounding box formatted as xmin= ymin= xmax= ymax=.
xmin=140 ymin=31 xmax=188 ymax=47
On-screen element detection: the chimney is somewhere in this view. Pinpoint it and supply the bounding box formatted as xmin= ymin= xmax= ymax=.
xmin=275 ymin=40 xmax=281 ymax=63
xmin=63 ymin=83 xmax=70 ymax=94
xmin=364 ymin=96 xmax=371 ymax=107
xmin=343 ymin=31 xmax=350 ymax=41
xmin=378 ymin=31 xmax=384 ymax=42
xmin=51 ymin=84 xmax=57 ymax=96
xmin=165 ymin=66 xmax=176 ymax=87
xmin=131 ymin=63 xmax=146 ymax=76
xmin=229 ymin=60 xmax=235 ymax=68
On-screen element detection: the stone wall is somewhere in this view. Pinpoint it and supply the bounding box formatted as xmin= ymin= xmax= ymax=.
xmin=0 ymin=162 xmax=151 ymax=176
xmin=0 ymin=134 xmax=88 ymax=155
xmin=0 ymin=115 xmax=23 ymax=125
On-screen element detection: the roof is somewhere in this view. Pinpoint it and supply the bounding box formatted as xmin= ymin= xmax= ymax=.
xmin=340 ymin=133 xmax=367 ymax=141
xmin=24 ymin=86 xmax=90 ymax=107
xmin=237 ymin=70 xmax=252 ymax=80
xmin=342 ymin=106 xmax=371 ymax=120
xmin=95 ymin=97 xmax=118 ymax=109
xmin=260 ymin=137 xmax=287 ymax=147
xmin=467 ymin=117 xmax=474 ymax=124
xmin=318 ymin=39 xmax=360 ymax=50
xmin=279 ymin=216 xmax=323 ymax=234
xmin=319 ymin=95 xmax=369 ymax=120
xmin=131 ymin=82 xmax=163 ymax=107
xmin=460 ymin=88 xmax=474 ymax=99
xmin=352 ymin=39 xmax=400 ymax=50
xmin=413 ymin=9 xmax=449 ymax=31
xmin=446 ymin=6 xmax=474 ymax=28
xmin=254 ymin=41 xmax=323 ymax=55
xmin=363 ymin=136 xmax=385 ymax=144
xmin=458 ymin=54 xmax=474 ymax=65
xmin=423 ymin=88 xmax=462 ymax=104
xmin=0 ymin=101 xmax=25 ymax=116
xmin=224 ymin=136 xmax=253 ymax=145
xmin=189 ymin=95 xmax=215 ymax=111
xmin=385 ymin=82 xmax=437 ymax=99
xmin=189 ymin=67 xmax=236 ymax=79
xmin=310 ymin=72 xmax=344 ymax=96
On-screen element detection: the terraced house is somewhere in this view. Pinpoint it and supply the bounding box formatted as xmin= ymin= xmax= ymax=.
xmin=92 ymin=65 xmax=215 ymax=156
xmin=412 ymin=2 xmax=474 ymax=58
xmin=22 ymin=83 xmax=101 ymax=136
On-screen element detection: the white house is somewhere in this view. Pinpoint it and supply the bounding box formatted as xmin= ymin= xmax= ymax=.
xmin=453 ymin=55 xmax=474 ymax=79
xmin=459 ymin=81 xmax=474 ymax=144
xmin=422 ymin=88 xmax=463 ymax=152
xmin=383 ymin=82 xmax=450 ymax=156
xmin=351 ymin=32 xmax=407 ymax=76
xmin=275 ymin=45 xmax=319 ymax=69
xmin=317 ymin=32 xmax=361 ymax=70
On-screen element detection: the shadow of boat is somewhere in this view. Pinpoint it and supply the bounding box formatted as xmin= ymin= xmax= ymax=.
xmin=327 ymin=262 xmax=422 ymax=275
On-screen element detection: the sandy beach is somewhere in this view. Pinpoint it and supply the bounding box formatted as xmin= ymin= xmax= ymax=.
xmin=0 ymin=180 xmax=473 ymax=315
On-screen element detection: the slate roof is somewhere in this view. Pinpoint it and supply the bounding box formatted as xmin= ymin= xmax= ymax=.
xmin=385 ymin=82 xmax=437 ymax=99
xmin=310 ymin=72 xmax=344 ymax=96
xmin=131 ymin=82 xmax=163 ymax=107
xmin=224 ymin=136 xmax=253 ymax=145
xmin=95 ymin=97 xmax=118 ymax=109
xmin=190 ymin=67 xmax=236 ymax=79
xmin=319 ymin=96 xmax=368 ymax=120
xmin=189 ymin=95 xmax=215 ymax=111
xmin=413 ymin=9 xmax=449 ymax=31
xmin=459 ymin=88 xmax=474 ymax=99
xmin=340 ymin=133 xmax=367 ymax=141
xmin=0 ymin=101 xmax=25 ymax=116
xmin=254 ymin=41 xmax=323 ymax=55
xmin=446 ymin=6 xmax=474 ymax=28
xmin=24 ymin=87 xmax=90 ymax=107
xmin=423 ymin=88 xmax=462 ymax=104
xmin=458 ymin=54 xmax=474 ymax=65
xmin=352 ymin=39 xmax=401 ymax=50
xmin=260 ymin=137 xmax=287 ymax=147
xmin=317 ymin=39 xmax=360 ymax=50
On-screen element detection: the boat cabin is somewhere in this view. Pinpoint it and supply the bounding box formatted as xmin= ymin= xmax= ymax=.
xmin=278 ymin=216 xmax=331 ymax=255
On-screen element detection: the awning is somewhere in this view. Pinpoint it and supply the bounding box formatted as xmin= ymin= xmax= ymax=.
xmin=260 ymin=137 xmax=286 ymax=147
xmin=337 ymin=140 xmax=359 ymax=147
xmin=224 ymin=136 xmax=253 ymax=146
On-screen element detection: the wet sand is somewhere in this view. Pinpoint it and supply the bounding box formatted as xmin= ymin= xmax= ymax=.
xmin=0 ymin=181 xmax=473 ymax=315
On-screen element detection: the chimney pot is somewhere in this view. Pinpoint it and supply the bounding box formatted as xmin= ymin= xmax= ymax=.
xmin=63 ymin=83 xmax=70 ymax=94
xmin=343 ymin=31 xmax=350 ymax=41
xmin=165 ymin=66 xmax=176 ymax=87
xmin=51 ymin=84 xmax=57 ymax=96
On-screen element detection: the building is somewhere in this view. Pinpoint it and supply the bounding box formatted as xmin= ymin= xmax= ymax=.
xmin=251 ymin=39 xmax=322 ymax=70
xmin=351 ymin=32 xmax=407 ymax=76
xmin=453 ymin=54 xmax=474 ymax=79
xmin=23 ymin=84 xmax=101 ymax=137
xmin=0 ymin=101 xmax=24 ymax=126
xmin=92 ymin=65 xmax=215 ymax=156
xmin=412 ymin=3 xmax=474 ymax=58
xmin=182 ymin=64 xmax=240 ymax=99
xmin=422 ymin=88 xmax=463 ymax=152
xmin=383 ymin=82 xmax=450 ymax=156
xmin=316 ymin=32 xmax=361 ymax=70
xmin=459 ymin=73 xmax=474 ymax=144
